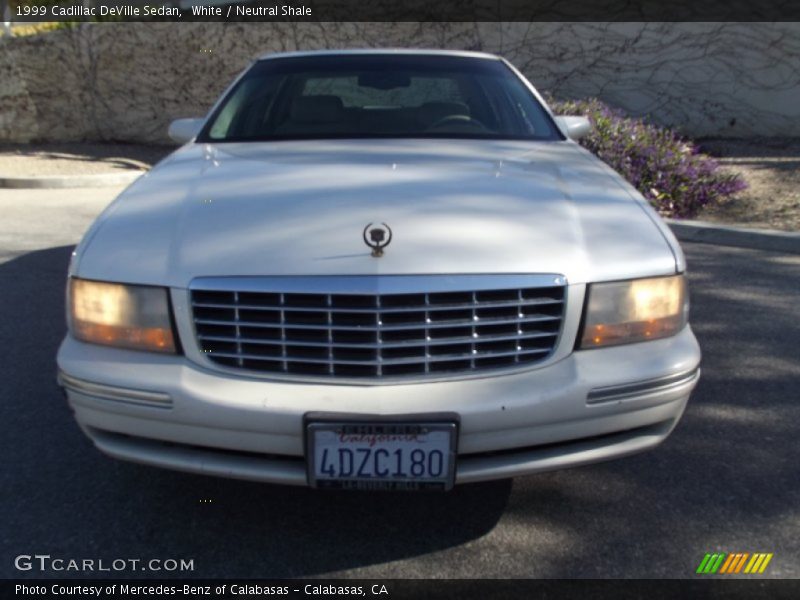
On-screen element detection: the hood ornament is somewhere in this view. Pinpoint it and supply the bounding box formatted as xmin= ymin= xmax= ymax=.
xmin=363 ymin=223 xmax=392 ymax=258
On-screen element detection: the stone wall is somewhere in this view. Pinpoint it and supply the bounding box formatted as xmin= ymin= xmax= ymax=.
xmin=1 ymin=22 xmax=798 ymax=143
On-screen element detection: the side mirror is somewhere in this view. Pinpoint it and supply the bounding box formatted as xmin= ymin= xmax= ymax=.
xmin=554 ymin=116 xmax=592 ymax=141
xmin=168 ymin=118 xmax=204 ymax=144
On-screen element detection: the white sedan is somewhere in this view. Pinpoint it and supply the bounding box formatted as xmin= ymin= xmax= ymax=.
xmin=57 ymin=49 xmax=700 ymax=490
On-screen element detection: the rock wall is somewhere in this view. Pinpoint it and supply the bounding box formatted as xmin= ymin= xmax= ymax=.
xmin=1 ymin=22 xmax=798 ymax=143
xmin=0 ymin=39 xmax=40 ymax=143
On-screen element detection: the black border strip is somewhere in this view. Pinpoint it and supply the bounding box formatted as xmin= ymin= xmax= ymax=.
xmin=8 ymin=0 xmax=800 ymax=23
xmin=5 ymin=579 xmax=800 ymax=599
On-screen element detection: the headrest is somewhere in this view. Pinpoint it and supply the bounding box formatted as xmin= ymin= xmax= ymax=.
xmin=419 ymin=101 xmax=471 ymax=126
xmin=290 ymin=95 xmax=345 ymax=124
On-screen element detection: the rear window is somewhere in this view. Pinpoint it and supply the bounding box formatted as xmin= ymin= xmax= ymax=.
xmin=200 ymin=54 xmax=562 ymax=142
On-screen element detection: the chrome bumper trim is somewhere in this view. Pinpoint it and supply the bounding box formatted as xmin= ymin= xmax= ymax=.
xmin=587 ymin=367 xmax=700 ymax=405
xmin=58 ymin=371 xmax=172 ymax=409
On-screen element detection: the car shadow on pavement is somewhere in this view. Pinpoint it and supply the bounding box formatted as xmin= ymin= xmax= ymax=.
xmin=5 ymin=242 xmax=797 ymax=579
xmin=495 ymin=242 xmax=800 ymax=578
xmin=1 ymin=246 xmax=511 ymax=579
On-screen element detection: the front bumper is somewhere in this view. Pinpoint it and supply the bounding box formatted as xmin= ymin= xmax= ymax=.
xmin=57 ymin=326 xmax=700 ymax=486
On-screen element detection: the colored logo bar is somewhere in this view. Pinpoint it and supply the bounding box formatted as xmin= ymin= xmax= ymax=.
xmin=696 ymin=552 xmax=773 ymax=574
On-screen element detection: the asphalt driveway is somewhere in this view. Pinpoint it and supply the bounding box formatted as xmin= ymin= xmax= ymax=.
xmin=1 ymin=186 xmax=798 ymax=579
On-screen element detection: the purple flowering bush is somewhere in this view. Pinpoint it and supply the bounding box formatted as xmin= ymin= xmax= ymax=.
xmin=548 ymin=98 xmax=747 ymax=218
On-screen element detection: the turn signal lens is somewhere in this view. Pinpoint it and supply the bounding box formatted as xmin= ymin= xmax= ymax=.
xmin=68 ymin=278 xmax=176 ymax=353
xmin=580 ymin=275 xmax=687 ymax=349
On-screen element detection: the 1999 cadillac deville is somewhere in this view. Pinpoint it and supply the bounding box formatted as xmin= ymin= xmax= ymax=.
xmin=57 ymin=50 xmax=701 ymax=490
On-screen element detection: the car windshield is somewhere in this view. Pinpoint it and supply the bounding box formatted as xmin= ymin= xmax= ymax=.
xmin=199 ymin=54 xmax=563 ymax=142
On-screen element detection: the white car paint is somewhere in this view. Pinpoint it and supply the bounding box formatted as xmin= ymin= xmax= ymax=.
xmin=71 ymin=140 xmax=679 ymax=286
xmin=57 ymin=49 xmax=700 ymax=488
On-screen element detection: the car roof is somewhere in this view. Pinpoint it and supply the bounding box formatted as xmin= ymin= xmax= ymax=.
xmin=256 ymin=48 xmax=503 ymax=61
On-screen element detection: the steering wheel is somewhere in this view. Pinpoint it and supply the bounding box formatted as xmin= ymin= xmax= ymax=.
xmin=427 ymin=114 xmax=488 ymax=131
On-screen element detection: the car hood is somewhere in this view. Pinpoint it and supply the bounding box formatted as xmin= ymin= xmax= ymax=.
xmin=75 ymin=139 xmax=679 ymax=288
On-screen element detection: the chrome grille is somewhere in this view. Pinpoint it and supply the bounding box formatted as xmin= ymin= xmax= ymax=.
xmin=190 ymin=276 xmax=565 ymax=380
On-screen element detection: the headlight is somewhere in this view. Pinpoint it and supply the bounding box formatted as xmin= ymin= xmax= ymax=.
xmin=579 ymin=274 xmax=687 ymax=349
xmin=68 ymin=278 xmax=177 ymax=353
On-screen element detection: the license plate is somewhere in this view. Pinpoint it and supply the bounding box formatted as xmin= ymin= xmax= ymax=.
xmin=306 ymin=419 xmax=457 ymax=491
